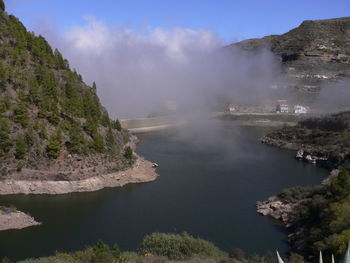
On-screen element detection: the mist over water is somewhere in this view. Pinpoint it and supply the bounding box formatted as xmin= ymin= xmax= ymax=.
xmin=36 ymin=17 xmax=284 ymax=119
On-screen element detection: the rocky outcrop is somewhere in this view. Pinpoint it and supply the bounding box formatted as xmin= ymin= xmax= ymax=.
xmin=295 ymin=149 xmax=328 ymax=164
xmin=256 ymin=196 xmax=296 ymax=227
xmin=231 ymin=17 xmax=350 ymax=76
xmin=260 ymin=136 xmax=300 ymax=150
xmin=0 ymin=157 xmax=158 ymax=195
xmin=230 ymin=17 xmax=350 ymax=94
xmin=0 ymin=208 xmax=41 ymax=231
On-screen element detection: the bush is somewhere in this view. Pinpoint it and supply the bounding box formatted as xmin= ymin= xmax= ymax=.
xmin=229 ymin=248 xmax=245 ymax=260
xmin=18 ymin=256 xmax=66 ymax=263
xmin=139 ymin=232 xmax=226 ymax=260
xmin=300 ymin=116 xmax=348 ymax=132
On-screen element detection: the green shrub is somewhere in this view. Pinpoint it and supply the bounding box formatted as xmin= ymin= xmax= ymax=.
xmin=139 ymin=232 xmax=226 ymax=260
xmin=18 ymin=256 xmax=67 ymax=263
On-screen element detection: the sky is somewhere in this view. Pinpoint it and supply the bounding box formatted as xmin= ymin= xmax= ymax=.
xmin=6 ymin=0 xmax=350 ymax=43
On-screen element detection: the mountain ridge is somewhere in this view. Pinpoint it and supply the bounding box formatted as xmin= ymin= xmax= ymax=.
xmin=229 ymin=17 xmax=350 ymax=92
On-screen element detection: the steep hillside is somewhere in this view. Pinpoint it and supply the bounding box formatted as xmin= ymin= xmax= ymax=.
xmin=0 ymin=2 xmax=133 ymax=181
xmin=259 ymin=112 xmax=350 ymax=259
xmin=230 ymin=17 xmax=350 ymax=92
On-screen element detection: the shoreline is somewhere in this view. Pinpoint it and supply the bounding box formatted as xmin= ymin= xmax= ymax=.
xmin=0 ymin=209 xmax=41 ymax=231
xmin=0 ymin=157 xmax=159 ymax=195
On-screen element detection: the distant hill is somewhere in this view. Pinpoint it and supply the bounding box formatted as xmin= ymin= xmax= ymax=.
xmin=229 ymin=17 xmax=350 ymax=91
xmin=0 ymin=1 xmax=132 ymax=181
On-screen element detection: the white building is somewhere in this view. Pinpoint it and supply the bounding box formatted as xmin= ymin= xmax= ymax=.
xmin=294 ymin=105 xmax=308 ymax=114
xmin=228 ymin=104 xmax=236 ymax=112
xmin=276 ymin=100 xmax=289 ymax=113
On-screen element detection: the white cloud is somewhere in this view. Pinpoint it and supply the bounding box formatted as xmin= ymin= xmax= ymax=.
xmin=42 ymin=16 xmax=279 ymax=119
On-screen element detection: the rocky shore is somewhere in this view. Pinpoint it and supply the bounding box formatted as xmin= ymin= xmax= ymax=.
xmin=256 ymin=197 xmax=297 ymax=228
xmin=0 ymin=157 xmax=159 ymax=195
xmin=261 ymin=136 xmax=334 ymax=168
xmin=0 ymin=208 xmax=41 ymax=231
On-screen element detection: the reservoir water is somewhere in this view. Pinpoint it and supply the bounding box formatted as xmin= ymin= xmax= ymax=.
xmin=0 ymin=120 xmax=329 ymax=260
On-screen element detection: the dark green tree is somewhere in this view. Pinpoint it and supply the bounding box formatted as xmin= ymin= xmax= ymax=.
xmin=0 ymin=0 xmax=5 ymax=12
xmin=38 ymin=121 xmax=47 ymax=139
xmin=330 ymin=170 xmax=350 ymax=200
xmin=106 ymin=127 xmax=116 ymax=155
xmin=66 ymin=123 xmax=86 ymax=154
xmin=13 ymin=102 xmax=29 ymax=127
xmin=24 ymin=125 xmax=34 ymax=147
xmin=100 ymin=113 xmax=110 ymax=127
xmin=28 ymin=77 xmax=40 ymax=104
xmin=46 ymin=132 xmax=61 ymax=159
xmin=91 ymin=132 xmax=104 ymax=153
xmin=124 ymin=146 xmax=134 ymax=164
xmin=54 ymin=48 xmax=65 ymax=69
xmin=15 ymin=134 xmax=27 ymax=159
xmin=91 ymin=240 xmax=113 ymax=263
xmin=0 ymin=118 xmax=12 ymax=156
xmin=112 ymin=119 xmax=122 ymax=132
xmin=0 ymin=61 xmax=6 ymax=85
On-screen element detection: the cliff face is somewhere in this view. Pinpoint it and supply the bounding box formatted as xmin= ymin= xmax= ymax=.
xmin=230 ymin=17 xmax=350 ymax=91
xmin=0 ymin=5 xmax=132 ymax=181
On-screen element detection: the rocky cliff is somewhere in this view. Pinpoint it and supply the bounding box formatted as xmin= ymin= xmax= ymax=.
xmin=230 ymin=17 xmax=350 ymax=92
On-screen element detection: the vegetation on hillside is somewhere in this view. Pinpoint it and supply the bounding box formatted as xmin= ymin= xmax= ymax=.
xmin=9 ymin=233 xmax=227 ymax=263
xmin=263 ymin=112 xmax=350 ymax=260
xmin=0 ymin=5 xmax=131 ymax=179
xmin=265 ymin=111 xmax=350 ymax=170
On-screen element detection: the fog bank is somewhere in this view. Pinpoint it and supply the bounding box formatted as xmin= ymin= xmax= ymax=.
xmin=38 ymin=16 xmax=281 ymax=119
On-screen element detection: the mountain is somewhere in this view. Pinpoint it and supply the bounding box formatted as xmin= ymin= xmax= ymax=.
xmin=0 ymin=1 xmax=133 ymax=181
xmin=229 ymin=17 xmax=350 ymax=92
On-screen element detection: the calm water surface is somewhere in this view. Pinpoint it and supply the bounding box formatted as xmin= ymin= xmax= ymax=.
xmin=0 ymin=121 xmax=329 ymax=260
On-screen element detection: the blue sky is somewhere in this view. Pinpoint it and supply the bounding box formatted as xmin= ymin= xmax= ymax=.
xmin=6 ymin=0 xmax=350 ymax=43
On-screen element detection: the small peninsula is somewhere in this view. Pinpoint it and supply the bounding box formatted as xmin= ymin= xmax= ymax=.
xmin=0 ymin=206 xmax=40 ymax=231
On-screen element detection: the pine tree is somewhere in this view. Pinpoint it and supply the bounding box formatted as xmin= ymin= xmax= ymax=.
xmin=106 ymin=127 xmax=116 ymax=155
xmin=0 ymin=118 xmax=12 ymax=156
xmin=91 ymin=132 xmax=104 ymax=153
xmin=124 ymin=146 xmax=134 ymax=164
xmin=54 ymin=48 xmax=65 ymax=69
xmin=46 ymin=132 xmax=61 ymax=159
xmin=0 ymin=61 xmax=6 ymax=85
xmin=24 ymin=125 xmax=34 ymax=147
xmin=13 ymin=102 xmax=29 ymax=128
xmin=0 ymin=0 xmax=5 ymax=12
xmin=15 ymin=134 xmax=27 ymax=159
xmin=67 ymin=123 xmax=85 ymax=154
xmin=112 ymin=119 xmax=122 ymax=132
xmin=38 ymin=121 xmax=47 ymax=140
